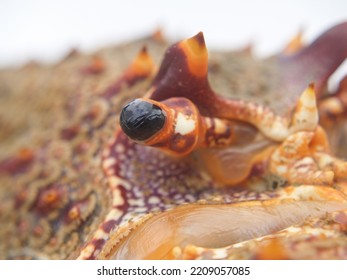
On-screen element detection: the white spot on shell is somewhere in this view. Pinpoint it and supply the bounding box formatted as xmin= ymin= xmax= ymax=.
xmin=300 ymin=157 xmax=315 ymax=165
xmin=276 ymin=165 xmax=288 ymax=174
xmin=94 ymin=229 xmax=109 ymax=240
xmin=175 ymin=112 xmax=195 ymax=135
xmin=77 ymin=244 xmax=95 ymax=259
xmin=135 ymin=207 xmax=149 ymax=213
xmin=105 ymin=208 xmax=123 ymax=221
xmin=108 ymin=176 xmax=119 ymax=188
xmin=211 ymin=248 xmax=228 ymax=259
xmin=102 ymin=158 xmax=116 ymax=169
xmin=148 ymin=196 xmax=160 ymax=205
xmin=112 ymin=188 xmax=124 ymax=206
xmin=128 ymin=198 xmax=145 ymax=207
xmin=115 ymin=144 xmax=125 ymax=153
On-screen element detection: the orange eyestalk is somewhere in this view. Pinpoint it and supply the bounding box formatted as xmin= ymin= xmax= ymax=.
xmin=120 ymin=97 xmax=235 ymax=156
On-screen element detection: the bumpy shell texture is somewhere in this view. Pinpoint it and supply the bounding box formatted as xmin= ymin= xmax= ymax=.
xmin=0 ymin=22 xmax=347 ymax=260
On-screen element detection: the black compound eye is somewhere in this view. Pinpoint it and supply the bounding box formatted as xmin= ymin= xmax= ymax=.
xmin=120 ymin=99 xmax=166 ymax=141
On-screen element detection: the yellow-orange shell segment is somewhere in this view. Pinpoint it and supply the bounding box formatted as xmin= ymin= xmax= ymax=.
xmin=179 ymin=32 xmax=208 ymax=78
xmin=126 ymin=47 xmax=156 ymax=77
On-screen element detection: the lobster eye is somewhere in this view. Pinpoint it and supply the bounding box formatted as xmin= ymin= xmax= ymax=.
xmin=120 ymin=99 xmax=166 ymax=141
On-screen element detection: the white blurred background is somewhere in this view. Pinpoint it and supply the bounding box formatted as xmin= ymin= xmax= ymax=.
xmin=0 ymin=0 xmax=346 ymax=70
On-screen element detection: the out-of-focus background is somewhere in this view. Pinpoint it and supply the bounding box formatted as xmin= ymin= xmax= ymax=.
xmin=1 ymin=0 xmax=346 ymax=72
